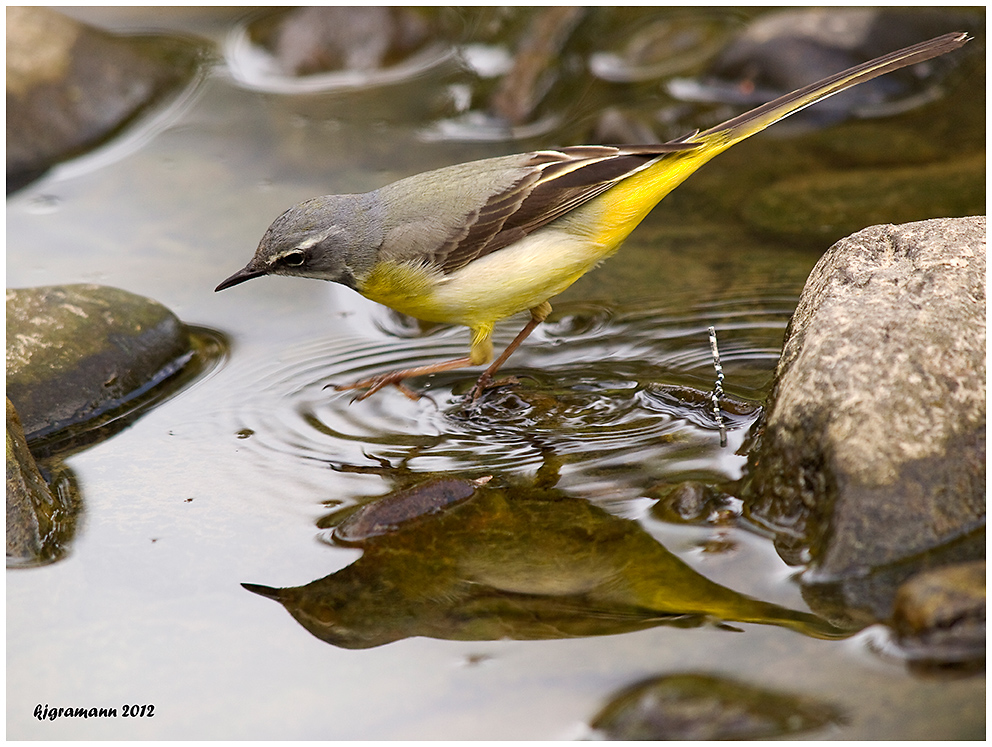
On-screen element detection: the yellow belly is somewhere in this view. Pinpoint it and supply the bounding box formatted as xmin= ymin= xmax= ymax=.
xmin=357 ymin=144 xmax=726 ymax=329
xmin=354 ymin=146 xmax=726 ymax=367
xmin=359 ymin=227 xmax=613 ymax=328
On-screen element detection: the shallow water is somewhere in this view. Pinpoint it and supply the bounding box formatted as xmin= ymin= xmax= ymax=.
xmin=7 ymin=7 xmax=985 ymax=740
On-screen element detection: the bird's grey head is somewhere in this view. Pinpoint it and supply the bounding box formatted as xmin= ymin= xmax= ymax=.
xmin=215 ymin=193 xmax=382 ymax=292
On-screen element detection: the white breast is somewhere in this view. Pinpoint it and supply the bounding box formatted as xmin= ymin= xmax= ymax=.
xmin=428 ymin=228 xmax=611 ymax=326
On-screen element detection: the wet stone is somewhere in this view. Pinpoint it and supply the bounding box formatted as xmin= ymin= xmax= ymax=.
xmin=797 ymin=527 xmax=985 ymax=632
xmin=590 ymin=673 xmax=841 ymax=740
xmin=332 ymin=477 xmax=488 ymax=545
xmin=648 ymin=480 xmax=735 ymax=525
xmin=6 ymin=398 xmax=79 ymax=567
xmin=891 ymin=560 xmax=986 ymax=666
xmin=5 ymin=7 xmax=202 ymax=193
xmin=700 ymin=8 xmax=977 ymax=128
xmin=6 ymin=398 xmax=51 ymax=562
xmin=250 ymin=6 xmax=433 ymax=76
xmin=6 ymin=284 xmax=192 ymax=444
xmin=741 ymin=217 xmax=986 ymax=580
xmin=641 ymin=384 xmax=761 ymax=431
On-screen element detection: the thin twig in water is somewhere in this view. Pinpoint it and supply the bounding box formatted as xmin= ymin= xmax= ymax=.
xmin=708 ymin=326 xmax=727 ymax=447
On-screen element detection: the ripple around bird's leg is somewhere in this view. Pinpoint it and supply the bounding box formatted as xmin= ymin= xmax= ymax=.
xmin=211 ymin=290 xmax=795 ymax=491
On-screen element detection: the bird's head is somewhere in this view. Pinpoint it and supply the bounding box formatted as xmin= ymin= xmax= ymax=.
xmin=215 ymin=194 xmax=381 ymax=292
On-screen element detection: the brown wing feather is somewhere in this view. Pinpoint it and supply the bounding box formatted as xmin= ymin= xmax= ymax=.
xmin=437 ymin=143 xmax=700 ymax=274
xmin=435 ymin=169 xmax=543 ymax=273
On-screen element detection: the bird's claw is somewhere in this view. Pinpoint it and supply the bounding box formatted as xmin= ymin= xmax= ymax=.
xmin=326 ymin=367 xmax=517 ymax=405
xmin=469 ymin=374 xmax=519 ymax=402
xmin=326 ymin=375 xmax=426 ymax=403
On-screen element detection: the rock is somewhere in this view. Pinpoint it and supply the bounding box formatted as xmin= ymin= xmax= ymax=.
xmin=590 ymin=673 xmax=841 ymax=740
xmin=648 ymin=480 xmax=734 ymax=525
xmin=6 ymin=398 xmax=50 ymax=561
xmin=891 ymin=560 xmax=985 ymax=666
xmin=741 ymin=217 xmax=985 ymax=580
xmin=250 ymin=6 xmax=432 ymax=76
xmin=699 ymin=8 xmax=976 ymax=127
xmin=6 ymin=284 xmax=192 ymax=444
xmin=6 ymin=398 xmax=79 ymax=567
xmin=796 ymin=528 xmax=984 ymax=631
xmin=333 ymin=477 xmax=490 ymax=545
xmin=6 ymin=6 xmax=201 ymax=193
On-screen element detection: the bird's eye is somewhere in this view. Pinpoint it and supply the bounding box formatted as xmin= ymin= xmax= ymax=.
xmin=281 ymin=250 xmax=306 ymax=267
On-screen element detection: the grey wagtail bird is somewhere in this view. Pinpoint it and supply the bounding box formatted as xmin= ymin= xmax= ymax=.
xmin=217 ymin=32 xmax=968 ymax=401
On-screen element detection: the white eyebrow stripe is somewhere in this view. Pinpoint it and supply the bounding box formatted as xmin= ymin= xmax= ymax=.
xmin=294 ymin=229 xmax=337 ymax=251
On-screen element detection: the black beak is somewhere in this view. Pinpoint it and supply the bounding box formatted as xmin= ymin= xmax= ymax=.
xmin=241 ymin=582 xmax=283 ymax=601
xmin=215 ymin=265 xmax=265 ymax=292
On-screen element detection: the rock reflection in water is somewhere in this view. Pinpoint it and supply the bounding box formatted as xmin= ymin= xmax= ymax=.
xmin=589 ymin=672 xmax=843 ymax=740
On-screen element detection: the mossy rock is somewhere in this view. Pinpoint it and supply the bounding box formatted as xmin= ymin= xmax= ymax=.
xmin=6 ymin=284 xmax=192 ymax=445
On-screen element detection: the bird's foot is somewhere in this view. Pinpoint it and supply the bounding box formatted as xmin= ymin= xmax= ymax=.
xmin=469 ymin=374 xmax=519 ymax=402
xmin=327 ymin=374 xmax=423 ymax=402
xmin=326 ymin=356 xmax=474 ymax=404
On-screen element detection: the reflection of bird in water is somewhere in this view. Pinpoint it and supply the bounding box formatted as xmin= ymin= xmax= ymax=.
xmin=243 ymin=477 xmax=853 ymax=648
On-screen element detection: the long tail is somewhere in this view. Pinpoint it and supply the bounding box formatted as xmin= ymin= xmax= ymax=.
xmin=590 ymin=32 xmax=970 ymax=238
xmin=572 ymin=32 xmax=969 ymax=251
xmin=694 ymin=31 xmax=970 ymax=151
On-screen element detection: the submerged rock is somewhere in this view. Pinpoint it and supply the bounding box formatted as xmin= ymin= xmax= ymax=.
xmin=742 ymin=153 xmax=985 ymax=245
xmin=333 ymin=476 xmax=490 ymax=545
xmin=590 ymin=673 xmax=841 ymax=740
xmin=892 ymin=560 xmax=986 ymax=667
xmin=6 ymin=284 xmax=193 ymax=445
xmin=648 ymin=480 xmax=734 ymax=525
xmin=742 ymin=217 xmax=985 ymax=579
xmin=250 ymin=6 xmax=433 ymax=76
xmin=6 ymin=6 xmax=202 ymax=192
xmin=697 ymin=8 xmax=975 ymax=127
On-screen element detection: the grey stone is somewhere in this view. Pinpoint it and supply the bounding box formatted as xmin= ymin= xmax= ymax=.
xmin=797 ymin=528 xmax=984 ymax=631
xmin=6 ymin=284 xmax=192 ymax=443
xmin=6 ymin=396 xmax=81 ymax=567
xmin=250 ymin=6 xmax=432 ymax=76
xmin=6 ymin=398 xmax=48 ymax=562
xmin=6 ymin=6 xmax=200 ymax=192
xmin=705 ymin=8 xmax=976 ymax=126
xmin=742 ymin=217 xmax=986 ymax=579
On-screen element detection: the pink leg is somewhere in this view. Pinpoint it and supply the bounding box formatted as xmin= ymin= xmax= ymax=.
xmin=469 ymin=302 xmax=551 ymax=401
xmin=331 ymin=356 xmax=475 ymax=401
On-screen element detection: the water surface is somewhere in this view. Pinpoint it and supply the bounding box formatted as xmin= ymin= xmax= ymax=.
xmin=6 ymin=7 xmax=984 ymax=739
